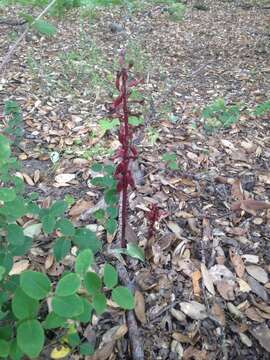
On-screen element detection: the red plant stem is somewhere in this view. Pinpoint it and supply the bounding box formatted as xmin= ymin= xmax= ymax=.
xmin=120 ymin=69 xmax=129 ymax=248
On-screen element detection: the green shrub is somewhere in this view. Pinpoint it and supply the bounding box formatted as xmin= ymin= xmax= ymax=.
xmin=0 ymin=102 xmax=134 ymax=359
xmin=202 ymin=98 xmax=240 ymax=133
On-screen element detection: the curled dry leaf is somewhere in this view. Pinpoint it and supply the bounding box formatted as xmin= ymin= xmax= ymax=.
xmin=9 ymin=259 xmax=29 ymax=275
xmin=229 ymin=248 xmax=245 ymax=278
xmin=22 ymin=172 xmax=35 ymax=186
xmin=134 ymin=290 xmax=147 ymax=324
xmin=192 ymin=270 xmax=202 ymax=299
xmin=136 ymin=269 xmax=157 ymax=291
xmin=246 ymin=265 xmax=268 ymax=284
xmin=201 ymin=264 xmax=215 ymax=295
xmin=180 ymin=301 xmax=207 ymax=320
xmin=231 ymin=178 xmax=244 ymax=201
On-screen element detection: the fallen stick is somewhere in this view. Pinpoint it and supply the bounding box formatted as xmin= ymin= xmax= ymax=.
xmin=0 ymin=0 xmax=57 ymax=75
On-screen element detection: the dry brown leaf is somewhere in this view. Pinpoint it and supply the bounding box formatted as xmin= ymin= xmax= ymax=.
xmin=192 ymin=270 xmax=202 ymax=299
xmin=69 ymin=199 xmax=91 ymax=217
xmin=55 ymin=173 xmax=76 ymax=184
xmin=246 ymin=265 xmax=268 ymax=284
xmin=183 ymin=346 xmax=208 ymax=360
xmin=45 ymin=254 xmax=54 ymax=270
xmin=245 ymin=307 xmax=264 ymax=323
xmin=237 ymin=278 xmax=251 ymax=293
xmin=102 ymin=325 xmax=128 ymax=343
xmin=216 ymin=280 xmax=235 ymax=301
xmin=247 ymin=276 xmax=268 ymax=301
xmin=180 ymin=301 xmax=207 ymax=320
xmin=134 ymin=290 xmax=147 ymax=324
xmin=211 ymin=303 xmax=225 ymax=326
xmin=167 ymin=221 xmax=183 ymax=239
xmin=86 ymin=341 xmax=115 ymax=360
xmin=250 ymin=324 xmax=270 ymax=353
xmin=231 ymin=199 xmax=270 ymax=215
xmin=22 ymin=172 xmax=35 ymax=186
xmin=231 ymin=178 xmax=244 ymax=201
xmin=229 ymin=248 xmax=245 ymax=278
xmin=201 ymin=263 xmax=215 ymax=295
xmin=9 ymin=259 xmax=29 ymax=275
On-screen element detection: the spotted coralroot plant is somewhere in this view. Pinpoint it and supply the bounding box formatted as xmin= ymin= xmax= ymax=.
xmin=109 ymin=50 xmax=143 ymax=248
xmin=146 ymin=204 xmax=162 ymax=240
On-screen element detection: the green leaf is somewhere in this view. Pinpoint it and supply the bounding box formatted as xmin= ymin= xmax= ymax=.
xmin=41 ymin=213 xmax=56 ymax=234
xmin=53 ymin=237 xmax=71 ymax=262
xmin=9 ymin=339 xmax=23 ymax=360
xmin=67 ymin=332 xmax=80 ymax=347
xmin=92 ymin=292 xmax=107 ymax=315
xmin=0 ymin=252 xmax=13 ymax=274
xmin=50 ymin=201 xmax=68 ymax=217
xmin=57 ymin=218 xmax=75 ymax=236
xmin=0 ymin=339 xmax=10 ymax=357
xmin=99 ymin=118 xmax=119 ymax=132
xmin=128 ymin=116 xmax=144 ymax=126
xmin=84 ymin=272 xmax=101 ymax=295
xmin=79 ymin=342 xmax=95 ymax=356
xmin=75 ymin=249 xmax=94 ymax=276
xmin=32 ymin=19 xmax=57 ymax=36
xmin=0 ymin=188 xmax=16 ymax=202
xmin=0 ymin=266 xmax=5 ymax=282
xmin=55 ymin=273 xmax=80 ymax=297
xmin=12 ymin=287 xmax=39 ymax=320
xmin=104 ymin=189 xmax=118 ymax=205
xmin=42 ymin=312 xmax=66 ymax=329
xmin=91 ymin=163 xmax=103 ymax=172
xmin=20 ymin=271 xmax=51 ymax=300
xmin=73 ymin=298 xmax=93 ymax=323
xmin=52 ymin=294 xmax=84 ymax=318
xmin=93 ymin=209 xmax=105 ymax=221
xmin=168 ymin=160 xmax=179 ymax=170
xmin=8 ymin=235 xmax=32 ymax=256
xmin=17 ymin=319 xmax=44 ymax=358
xmin=103 ymin=164 xmax=115 ymax=175
xmin=126 ymin=243 xmax=145 ymax=262
xmin=103 ymin=264 xmax=118 ymax=289
xmin=0 ymin=134 xmax=11 ymax=161
xmin=73 ymin=229 xmax=101 ymax=253
xmin=162 ymin=152 xmax=177 ymax=162
xmin=7 ymin=224 xmax=25 ymax=246
xmin=106 ymin=206 xmax=118 ymax=218
xmin=112 ymin=286 xmax=134 ymax=310
xmin=105 ymin=218 xmax=118 ymax=234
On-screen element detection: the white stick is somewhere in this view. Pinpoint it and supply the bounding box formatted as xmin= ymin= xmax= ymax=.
xmin=0 ymin=0 xmax=58 ymax=74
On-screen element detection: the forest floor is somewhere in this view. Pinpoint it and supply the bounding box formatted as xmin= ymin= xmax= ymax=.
xmin=1 ymin=0 xmax=270 ymax=359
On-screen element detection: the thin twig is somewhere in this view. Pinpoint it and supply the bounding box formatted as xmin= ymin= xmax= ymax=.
xmin=0 ymin=0 xmax=57 ymax=74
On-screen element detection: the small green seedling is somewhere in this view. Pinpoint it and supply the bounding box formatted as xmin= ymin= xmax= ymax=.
xmin=162 ymin=152 xmax=179 ymax=170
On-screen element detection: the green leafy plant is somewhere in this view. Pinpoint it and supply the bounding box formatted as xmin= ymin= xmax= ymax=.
xmin=202 ymin=98 xmax=240 ymax=133
xmin=0 ymin=110 xmax=134 ymax=358
xmin=91 ymin=162 xmax=119 ymax=235
xmin=161 ymin=152 xmax=179 ymax=170
xmin=3 ymin=100 xmax=23 ymax=144
xmin=253 ymin=100 xmax=270 ymax=117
